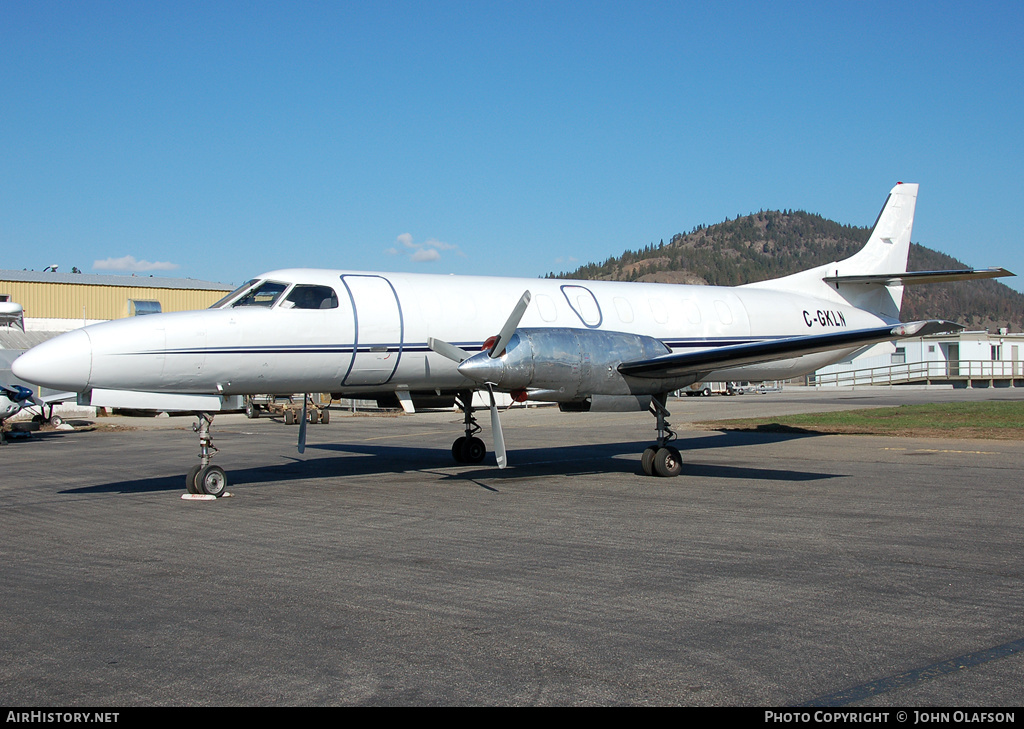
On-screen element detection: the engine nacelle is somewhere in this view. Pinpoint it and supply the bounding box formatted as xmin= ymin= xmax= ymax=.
xmin=457 ymin=328 xmax=671 ymax=401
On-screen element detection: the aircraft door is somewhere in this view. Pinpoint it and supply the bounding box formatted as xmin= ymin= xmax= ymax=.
xmin=340 ymin=275 xmax=404 ymax=386
xmin=560 ymin=285 xmax=603 ymax=327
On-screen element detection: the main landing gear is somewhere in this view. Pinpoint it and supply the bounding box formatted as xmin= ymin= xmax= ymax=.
xmin=451 ymin=390 xmax=487 ymax=464
xmin=185 ymin=413 xmax=228 ymax=497
xmin=641 ymin=394 xmax=682 ymax=477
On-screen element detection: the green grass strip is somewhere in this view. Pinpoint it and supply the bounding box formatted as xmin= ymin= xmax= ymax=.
xmin=697 ymin=401 xmax=1024 ymax=439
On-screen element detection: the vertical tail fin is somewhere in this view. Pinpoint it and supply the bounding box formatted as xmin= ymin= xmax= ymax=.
xmin=838 ymin=182 xmax=918 ymax=280
xmin=829 ymin=182 xmax=918 ymax=318
xmin=744 ymin=182 xmax=919 ymax=320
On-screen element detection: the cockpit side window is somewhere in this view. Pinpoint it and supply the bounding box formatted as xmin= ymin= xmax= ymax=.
xmin=280 ymin=285 xmax=339 ymax=310
xmin=209 ymin=279 xmax=258 ymax=309
xmin=231 ymin=281 xmax=288 ymax=308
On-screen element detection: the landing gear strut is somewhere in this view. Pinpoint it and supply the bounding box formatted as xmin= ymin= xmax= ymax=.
xmin=451 ymin=390 xmax=486 ymax=464
xmin=186 ymin=413 xmax=228 ymax=496
xmin=641 ymin=394 xmax=682 ymax=477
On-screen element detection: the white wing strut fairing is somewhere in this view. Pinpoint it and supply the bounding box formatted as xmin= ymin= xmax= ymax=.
xmin=10 ymin=182 xmax=1014 ymax=490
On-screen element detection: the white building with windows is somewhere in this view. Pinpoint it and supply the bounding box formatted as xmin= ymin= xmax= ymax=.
xmin=811 ymin=330 xmax=1024 ymax=387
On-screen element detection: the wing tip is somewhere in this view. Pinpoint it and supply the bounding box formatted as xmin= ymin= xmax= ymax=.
xmin=892 ymin=320 xmax=965 ymax=338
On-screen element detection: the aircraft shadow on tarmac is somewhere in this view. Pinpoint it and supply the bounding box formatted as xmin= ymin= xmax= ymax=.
xmin=59 ymin=428 xmax=837 ymax=496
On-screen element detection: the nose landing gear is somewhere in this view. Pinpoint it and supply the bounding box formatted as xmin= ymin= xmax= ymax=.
xmin=185 ymin=413 xmax=228 ymax=497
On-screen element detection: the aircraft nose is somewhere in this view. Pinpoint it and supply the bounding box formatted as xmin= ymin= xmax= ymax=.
xmin=12 ymin=328 xmax=93 ymax=392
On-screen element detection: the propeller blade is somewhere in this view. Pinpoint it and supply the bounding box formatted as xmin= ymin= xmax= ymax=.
xmin=427 ymin=337 xmax=473 ymax=363
xmin=297 ymin=395 xmax=308 ymax=454
xmin=487 ymin=384 xmax=507 ymax=469
xmin=488 ymin=290 xmax=531 ymax=359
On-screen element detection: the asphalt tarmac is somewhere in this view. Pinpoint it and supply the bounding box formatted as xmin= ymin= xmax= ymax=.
xmin=2 ymin=387 xmax=1022 ymax=706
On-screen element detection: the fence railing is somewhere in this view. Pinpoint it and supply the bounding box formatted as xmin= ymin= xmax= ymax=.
xmin=810 ymin=360 xmax=1024 ymax=387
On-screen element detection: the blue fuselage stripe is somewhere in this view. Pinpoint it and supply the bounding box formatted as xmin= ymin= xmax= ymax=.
xmin=121 ymin=336 xmax=783 ymax=357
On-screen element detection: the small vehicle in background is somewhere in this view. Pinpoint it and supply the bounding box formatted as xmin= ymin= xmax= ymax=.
xmin=726 ymin=381 xmax=782 ymax=395
xmin=244 ymin=393 xmax=332 ymax=424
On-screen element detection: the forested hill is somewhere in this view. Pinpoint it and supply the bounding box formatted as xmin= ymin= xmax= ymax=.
xmin=546 ymin=210 xmax=1023 ymax=332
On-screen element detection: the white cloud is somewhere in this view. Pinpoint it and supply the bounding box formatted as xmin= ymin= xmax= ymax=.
xmin=411 ymin=248 xmax=441 ymax=262
xmin=425 ymin=238 xmax=460 ymax=251
xmin=387 ymin=234 xmax=461 ymax=264
xmin=93 ymin=255 xmax=179 ymax=272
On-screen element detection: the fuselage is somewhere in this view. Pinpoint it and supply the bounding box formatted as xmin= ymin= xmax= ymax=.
xmin=13 ymin=268 xmax=887 ymax=397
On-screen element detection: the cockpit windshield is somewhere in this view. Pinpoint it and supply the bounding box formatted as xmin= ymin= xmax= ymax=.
xmin=230 ymin=281 xmax=289 ymax=308
xmin=208 ymin=280 xmax=340 ymax=311
xmin=208 ymin=280 xmax=258 ymax=309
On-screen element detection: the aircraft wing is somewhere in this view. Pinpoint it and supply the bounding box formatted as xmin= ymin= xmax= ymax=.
xmin=38 ymin=391 xmax=78 ymax=405
xmin=824 ymin=268 xmax=1013 ymax=286
xmin=618 ymin=320 xmax=963 ymax=380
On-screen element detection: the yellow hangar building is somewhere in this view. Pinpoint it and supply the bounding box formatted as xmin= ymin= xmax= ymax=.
xmin=2 ymin=270 xmax=237 ymax=409
xmin=1 ymin=269 xmax=234 ymax=331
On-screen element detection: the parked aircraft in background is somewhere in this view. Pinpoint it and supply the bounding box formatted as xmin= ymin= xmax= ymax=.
xmin=1 ymin=383 xmax=40 ymax=445
xmin=1 ymin=382 xmax=79 ymax=444
xmin=0 ymin=302 xmax=26 ymax=330
xmin=12 ymin=183 xmax=1012 ymax=494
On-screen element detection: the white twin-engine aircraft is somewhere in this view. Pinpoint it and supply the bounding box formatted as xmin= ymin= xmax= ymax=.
xmin=12 ymin=183 xmax=1012 ymax=495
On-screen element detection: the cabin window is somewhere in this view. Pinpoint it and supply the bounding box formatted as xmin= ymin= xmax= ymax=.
xmin=649 ymin=298 xmax=668 ymax=324
xmin=613 ymin=297 xmax=633 ymax=323
xmin=281 ymin=285 xmax=339 ymax=310
xmin=575 ymin=294 xmax=600 ymax=325
xmin=682 ymin=300 xmax=701 ymax=324
xmin=231 ymin=281 xmax=288 ymax=308
xmin=714 ymin=300 xmax=733 ymax=325
xmin=535 ymin=294 xmax=558 ymax=322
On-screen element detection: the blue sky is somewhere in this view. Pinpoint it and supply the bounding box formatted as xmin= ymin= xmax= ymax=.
xmin=4 ymin=1 xmax=1023 ymax=292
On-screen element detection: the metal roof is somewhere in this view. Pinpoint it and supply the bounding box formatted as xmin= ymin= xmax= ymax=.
xmin=0 ymin=270 xmax=233 ymax=291
xmin=0 ymin=330 xmax=59 ymax=351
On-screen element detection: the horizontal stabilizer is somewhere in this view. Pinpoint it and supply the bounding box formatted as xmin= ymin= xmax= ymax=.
xmin=824 ymin=268 xmax=1013 ymax=287
xmin=618 ymin=320 xmax=963 ymax=380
